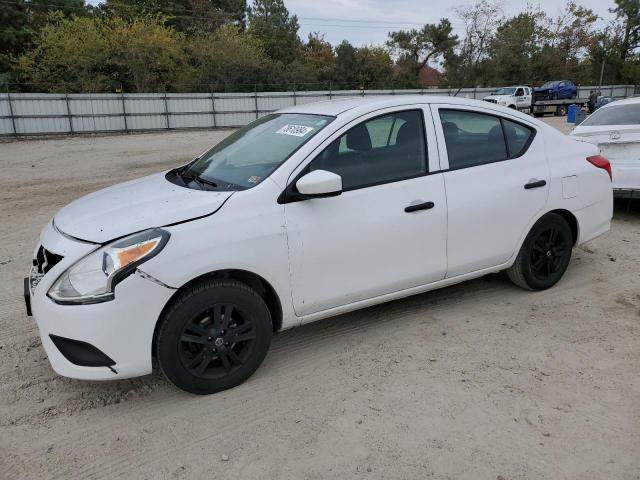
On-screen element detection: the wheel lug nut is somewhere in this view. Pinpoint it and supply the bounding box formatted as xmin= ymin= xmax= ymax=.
xmin=207 ymin=336 xmax=212 ymax=341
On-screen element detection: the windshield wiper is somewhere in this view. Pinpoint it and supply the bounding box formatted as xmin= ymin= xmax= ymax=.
xmin=194 ymin=175 xmax=218 ymax=188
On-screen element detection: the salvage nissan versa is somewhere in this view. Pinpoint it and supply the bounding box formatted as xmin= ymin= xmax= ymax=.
xmin=25 ymin=96 xmax=613 ymax=394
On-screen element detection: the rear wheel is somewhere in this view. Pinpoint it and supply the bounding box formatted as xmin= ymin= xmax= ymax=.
xmin=157 ymin=279 xmax=272 ymax=394
xmin=507 ymin=213 xmax=573 ymax=290
xmin=555 ymin=104 xmax=567 ymax=116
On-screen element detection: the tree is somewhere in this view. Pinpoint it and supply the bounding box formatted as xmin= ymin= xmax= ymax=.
xmin=303 ymin=32 xmax=335 ymax=85
xmin=485 ymin=8 xmax=547 ymax=85
xmin=17 ymin=13 xmax=113 ymax=92
xmin=541 ymin=1 xmax=598 ymax=79
xmin=356 ymin=46 xmax=393 ymax=89
xmin=102 ymin=0 xmax=247 ymax=33
xmin=184 ymin=24 xmax=270 ymax=91
xmin=17 ymin=14 xmax=185 ymax=92
xmin=387 ymin=19 xmax=458 ymax=87
xmin=447 ymin=0 xmax=503 ymax=86
xmin=334 ymin=40 xmax=358 ymax=89
xmin=1 ymin=0 xmax=89 ymax=79
xmin=611 ymin=0 xmax=640 ymax=61
xmin=247 ymin=0 xmax=301 ymax=65
xmin=109 ymin=17 xmax=186 ymax=92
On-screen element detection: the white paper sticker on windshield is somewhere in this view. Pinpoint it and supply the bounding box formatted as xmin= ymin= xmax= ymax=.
xmin=276 ymin=124 xmax=314 ymax=137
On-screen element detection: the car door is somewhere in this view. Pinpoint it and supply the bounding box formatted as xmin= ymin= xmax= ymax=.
xmin=283 ymin=107 xmax=447 ymax=317
xmin=433 ymin=104 xmax=550 ymax=278
xmin=515 ymin=87 xmax=528 ymax=109
xmin=524 ymin=87 xmax=532 ymax=108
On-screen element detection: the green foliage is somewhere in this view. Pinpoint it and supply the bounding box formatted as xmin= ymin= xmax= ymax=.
xmin=387 ymin=19 xmax=458 ymax=87
xmin=4 ymin=0 xmax=640 ymax=93
xmin=17 ymin=13 xmax=113 ymax=92
xmin=247 ymin=0 xmax=301 ymax=65
xmin=183 ymin=24 xmax=270 ymax=91
xmin=17 ymin=14 xmax=185 ymax=92
xmin=102 ymin=0 xmax=246 ymax=32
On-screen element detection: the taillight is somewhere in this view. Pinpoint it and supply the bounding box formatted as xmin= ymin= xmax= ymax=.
xmin=587 ymin=155 xmax=612 ymax=181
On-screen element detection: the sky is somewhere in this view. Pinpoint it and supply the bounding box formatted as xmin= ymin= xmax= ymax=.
xmin=288 ymin=0 xmax=617 ymax=46
xmin=86 ymin=0 xmax=619 ymax=47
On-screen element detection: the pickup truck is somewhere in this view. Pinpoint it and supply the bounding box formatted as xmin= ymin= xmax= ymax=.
xmin=483 ymin=86 xmax=532 ymax=112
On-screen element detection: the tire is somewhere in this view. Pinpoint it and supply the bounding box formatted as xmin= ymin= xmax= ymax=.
xmin=507 ymin=213 xmax=573 ymax=291
xmin=555 ymin=105 xmax=567 ymax=116
xmin=156 ymin=279 xmax=272 ymax=394
xmin=508 ymin=104 xmax=517 ymax=109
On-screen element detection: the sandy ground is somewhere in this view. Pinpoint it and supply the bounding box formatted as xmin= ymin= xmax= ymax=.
xmin=1 ymin=118 xmax=639 ymax=480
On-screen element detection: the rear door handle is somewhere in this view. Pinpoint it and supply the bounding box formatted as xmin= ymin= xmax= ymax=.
xmin=524 ymin=180 xmax=546 ymax=189
xmin=405 ymin=201 xmax=434 ymax=213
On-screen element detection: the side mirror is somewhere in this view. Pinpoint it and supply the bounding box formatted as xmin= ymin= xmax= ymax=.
xmin=295 ymin=170 xmax=342 ymax=198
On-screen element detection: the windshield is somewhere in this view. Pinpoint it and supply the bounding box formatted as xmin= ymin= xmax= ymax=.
xmin=178 ymin=113 xmax=333 ymax=190
xmin=580 ymin=104 xmax=640 ymax=127
xmin=540 ymin=82 xmax=557 ymax=89
xmin=492 ymin=87 xmax=516 ymax=95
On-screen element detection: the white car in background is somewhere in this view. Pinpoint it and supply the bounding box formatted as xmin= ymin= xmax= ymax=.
xmin=25 ymin=96 xmax=613 ymax=394
xmin=483 ymin=86 xmax=533 ymax=112
xmin=571 ymin=96 xmax=640 ymax=196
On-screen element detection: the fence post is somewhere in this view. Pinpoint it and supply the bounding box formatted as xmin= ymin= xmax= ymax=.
xmin=254 ymin=85 xmax=259 ymax=119
xmin=329 ymin=81 xmax=332 ymax=100
xmin=64 ymin=93 xmax=74 ymax=134
xmin=210 ymin=91 xmax=217 ymax=128
xmin=6 ymin=89 xmax=17 ymax=136
xmin=163 ymin=92 xmax=170 ymax=129
xmin=293 ymin=85 xmax=297 ymax=105
xmin=120 ymin=92 xmax=129 ymax=133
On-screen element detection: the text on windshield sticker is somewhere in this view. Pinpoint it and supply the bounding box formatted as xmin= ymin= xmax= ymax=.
xmin=276 ymin=124 xmax=315 ymax=137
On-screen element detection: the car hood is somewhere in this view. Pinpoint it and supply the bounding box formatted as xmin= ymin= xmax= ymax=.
xmin=54 ymin=172 xmax=233 ymax=243
xmin=484 ymin=95 xmax=511 ymax=101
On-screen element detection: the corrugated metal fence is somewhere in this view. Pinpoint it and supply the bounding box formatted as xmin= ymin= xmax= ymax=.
xmin=1 ymin=85 xmax=635 ymax=136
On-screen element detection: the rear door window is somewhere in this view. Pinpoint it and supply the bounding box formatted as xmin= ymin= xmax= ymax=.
xmin=439 ymin=110 xmax=507 ymax=169
xmin=439 ymin=109 xmax=536 ymax=169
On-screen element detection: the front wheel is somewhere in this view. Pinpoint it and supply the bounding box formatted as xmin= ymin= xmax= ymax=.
xmin=507 ymin=213 xmax=573 ymax=290
xmin=156 ymin=279 xmax=272 ymax=394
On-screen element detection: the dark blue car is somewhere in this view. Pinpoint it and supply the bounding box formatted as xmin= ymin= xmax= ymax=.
xmin=534 ymin=80 xmax=577 ymax=100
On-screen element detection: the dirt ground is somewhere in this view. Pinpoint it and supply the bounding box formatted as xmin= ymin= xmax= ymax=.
xmin=1 ymin=117 xmax=639 ymax=480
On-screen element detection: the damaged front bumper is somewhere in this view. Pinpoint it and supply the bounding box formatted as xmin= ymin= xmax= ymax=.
xmin=27 ymin=221 xmax=176 ymax=380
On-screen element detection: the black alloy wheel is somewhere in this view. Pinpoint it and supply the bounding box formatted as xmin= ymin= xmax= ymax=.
xmin=178 ymin=303 xmax=256 ymax=379
xmin=507 ymin=213 xmax=573 ymax=290
xmin=529 ymin=225 xmax=568 ymax=282
xmin=157 ymin=279 xmax=272 ymax=394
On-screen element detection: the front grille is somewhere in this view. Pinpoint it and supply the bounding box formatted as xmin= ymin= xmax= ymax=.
xmin=484 ymin=98 xmax=497 ymax=104
xmin=33 ymin=246 xmax=64 ymax=274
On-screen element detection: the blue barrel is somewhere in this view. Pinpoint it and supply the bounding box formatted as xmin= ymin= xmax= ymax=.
xmin=568 ymin=104 xmax=580 ymax=123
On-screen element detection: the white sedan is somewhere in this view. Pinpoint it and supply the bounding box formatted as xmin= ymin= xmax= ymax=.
xmin=571 ymin=96 xmax=640 ymax=196
xmin=26 ymin=96 xmax=613 ymax=394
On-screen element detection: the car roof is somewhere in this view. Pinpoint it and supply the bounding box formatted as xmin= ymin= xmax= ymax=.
xmin=278 ymin=95 xmax=516 ymax=117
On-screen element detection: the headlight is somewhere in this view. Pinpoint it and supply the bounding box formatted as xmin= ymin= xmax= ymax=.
xmin=48 ymin=228 xmax=170 ymax=304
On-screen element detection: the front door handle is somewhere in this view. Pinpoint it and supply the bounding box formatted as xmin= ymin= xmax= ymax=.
xmin=405 ymin=201 xmax=434 ymax=213
xmin=524 ymin=179 xmax=546 ymax=189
